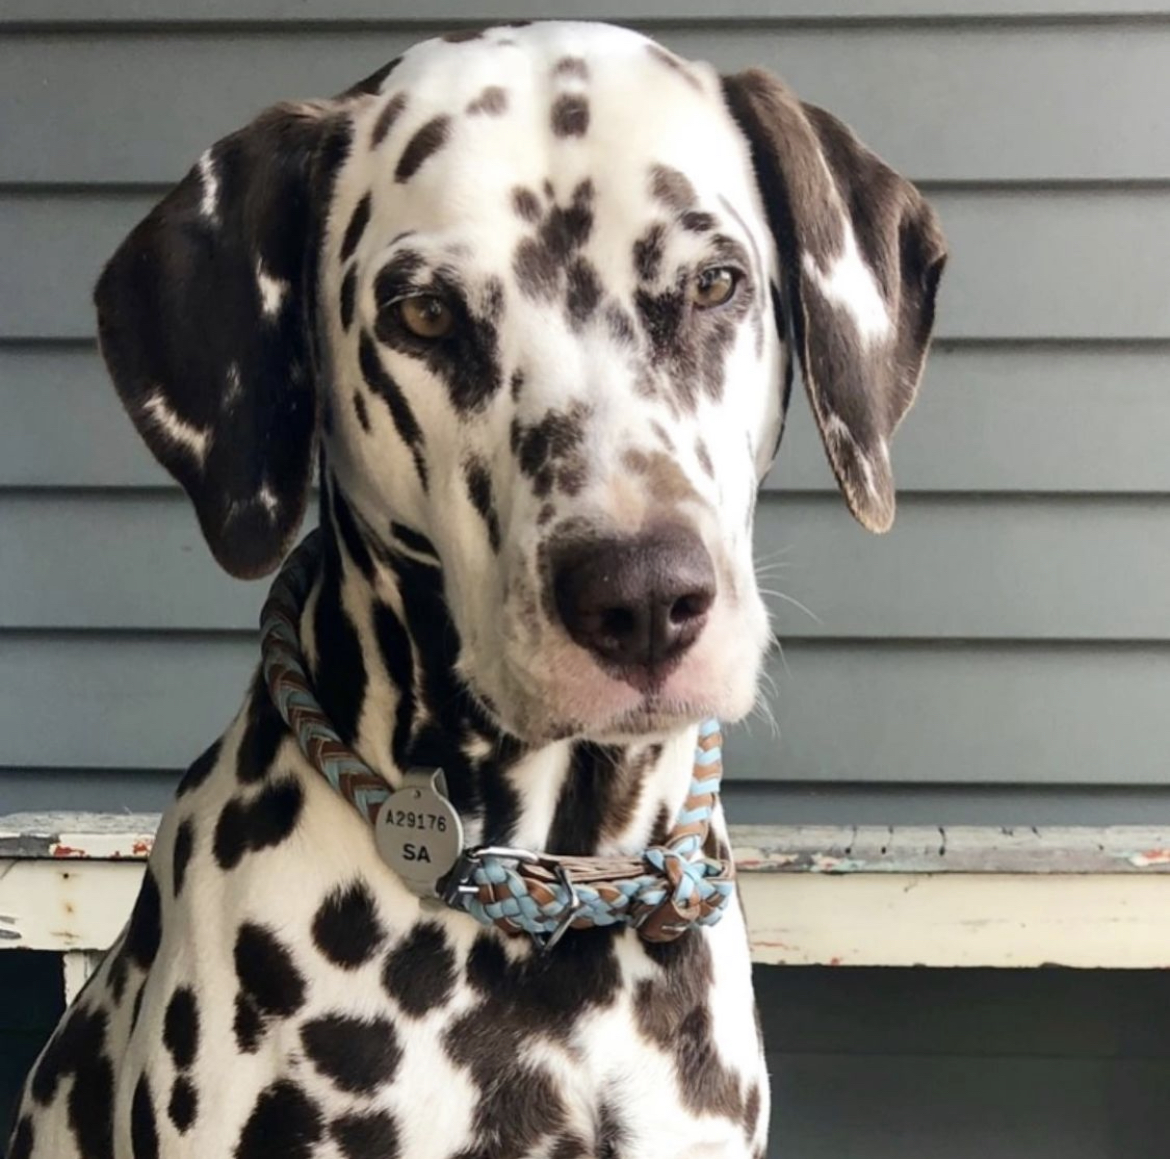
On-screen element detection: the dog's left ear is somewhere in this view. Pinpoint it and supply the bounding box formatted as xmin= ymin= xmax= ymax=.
xmin=723 ymin=69 xmax=946 ymax=532
xmin=95 ymin=101 xmax=350 ymax=578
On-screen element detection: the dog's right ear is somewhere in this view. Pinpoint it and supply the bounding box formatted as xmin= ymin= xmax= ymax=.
xmin=95 ymin=101 xmax=352 ymax=579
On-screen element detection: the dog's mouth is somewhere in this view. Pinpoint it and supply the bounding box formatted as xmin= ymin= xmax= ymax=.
xmin=465 ymin=659 xmax=717 ymax=746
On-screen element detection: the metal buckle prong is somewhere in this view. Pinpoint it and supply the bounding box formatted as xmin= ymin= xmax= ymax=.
xmin=440 ymin=845 xmax=543 ymax=908
xmin=534 ymin=863 xmax=584 ymax=955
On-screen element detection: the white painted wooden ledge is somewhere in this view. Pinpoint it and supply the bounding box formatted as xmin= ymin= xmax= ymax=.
xmin=4 ymin=814 xmax=1170 ymax=1004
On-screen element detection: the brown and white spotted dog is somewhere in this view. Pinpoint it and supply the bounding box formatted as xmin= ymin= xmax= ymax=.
xmin=8 ymin=21 xmax=944 ymax=1159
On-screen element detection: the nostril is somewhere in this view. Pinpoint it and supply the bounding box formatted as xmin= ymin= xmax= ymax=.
xmin=601 ymin=606 xmax=636 ymax=640
xmin=669 ymin=590 xmax=714 ymax=625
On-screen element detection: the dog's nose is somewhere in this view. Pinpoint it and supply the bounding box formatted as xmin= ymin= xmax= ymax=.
xmin=551 ymin=528 xmax=716 ymax=685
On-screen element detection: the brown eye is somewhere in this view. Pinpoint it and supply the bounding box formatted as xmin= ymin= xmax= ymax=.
xmin=691 ymin=267 xmax=739 ymax=309
xmin=398 ymin=295 xmax=454 ymax=339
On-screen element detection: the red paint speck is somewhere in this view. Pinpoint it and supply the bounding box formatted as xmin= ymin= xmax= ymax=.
xmin=52 ymin=845 xmax=84 ymax=858
xmin=828 ymin=956 xmax=844 ymax=966
xmin=131 ymin=841 xmax=152 ymax=857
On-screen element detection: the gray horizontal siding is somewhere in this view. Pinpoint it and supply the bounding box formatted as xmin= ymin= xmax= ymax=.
xmin=5 ymin=492 xmax=1170 ymax=639
xmin=5 ymin=344 xmax=1170 ymax=493
xmin=2 ymin=635 xmax=1168 ymax=784
xmin=6 ymin=189 xmax=1170 ymax=341
xmin=2 ymin=9 xmax=1167 ymax=816
xmin=10 ymin=773 xmax=1170 ymax=827
xmin=7 ymin=1 xmax=1170 ymax=23
xmin=5 ymin=24 xmax=1170 ymax=183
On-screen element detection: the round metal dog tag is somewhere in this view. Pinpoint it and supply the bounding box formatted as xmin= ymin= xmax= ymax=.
xmin=374 ymin=769 xmax=464 ymax=898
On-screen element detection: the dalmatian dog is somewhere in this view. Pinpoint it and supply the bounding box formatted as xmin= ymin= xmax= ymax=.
xmin=8 ymin=20 xmax=944 ymax=1159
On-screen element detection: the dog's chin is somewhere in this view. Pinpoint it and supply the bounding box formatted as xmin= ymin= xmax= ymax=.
xmin=465 ymin=670 xmax=756 ymax=748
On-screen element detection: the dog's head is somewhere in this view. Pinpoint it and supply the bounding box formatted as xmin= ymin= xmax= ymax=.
xmin=96 ymin=22 xmax=945 ymax=746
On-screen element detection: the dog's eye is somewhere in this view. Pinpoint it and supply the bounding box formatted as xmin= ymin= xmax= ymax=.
xmin=691 ymin=267 xmax=739 ymax=309
xmin=397 ymin=295 xmax=455 ymax=339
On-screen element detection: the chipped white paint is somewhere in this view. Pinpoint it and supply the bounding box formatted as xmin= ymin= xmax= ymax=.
xmin=256 ymin=259 xmax=290 ymax=318
xmin=802 ymin=220 xmax=891 ymax=345
xmin=0 ymin=811 xmax=157 ymax=859
xmin=196 ymin=148 xmax=219 ymax=221
xmin=743 ymin=873 xmax=1170 ymax=969
xmin=4 ymin=816 xmax=1169 ymax=970
xmin=142 ymin=390 xmax=211 ymax=461
xmin=0 ymin=859 xmax=143 ymax=951
xmin=62 ymin=951 xmax=102 ymax=1005
xmin=734 ymin=823 xmax=1170 ymax=875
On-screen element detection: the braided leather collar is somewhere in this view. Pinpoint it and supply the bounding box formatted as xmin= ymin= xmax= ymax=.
xmin=260 ymin=530 xmax=736 ymax=948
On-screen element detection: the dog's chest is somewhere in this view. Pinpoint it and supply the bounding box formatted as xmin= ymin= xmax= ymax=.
xmin=44 ymin=742 xmax=765 ymax=1159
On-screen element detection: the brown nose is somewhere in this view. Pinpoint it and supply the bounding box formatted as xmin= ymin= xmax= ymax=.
xmin=551 ymin=527 xmax=716 ymax=687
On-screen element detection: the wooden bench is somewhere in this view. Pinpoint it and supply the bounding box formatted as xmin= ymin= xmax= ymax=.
xmin=4 ymin=812 xmax=1169 ymax=1003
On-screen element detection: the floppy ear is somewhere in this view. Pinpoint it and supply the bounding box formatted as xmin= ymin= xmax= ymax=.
xmin=95 ymin=101 xmax=350 ymax=577
xmin=723 ymin=70 xmax=946 ymax=532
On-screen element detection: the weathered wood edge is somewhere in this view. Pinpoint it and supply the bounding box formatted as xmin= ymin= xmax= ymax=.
xmin=733 ymin=824 xmax=1170 ymax=874
xmin=4 ymin=814 xmax=1170 ymax=873
xmin=0 ymin=812 xmax=159 ymax=859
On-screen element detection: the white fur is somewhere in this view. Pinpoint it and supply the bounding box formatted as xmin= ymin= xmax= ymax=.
xmin=255 ymin=260 xmax=289 ymax=318
xmin=802 ymin=218 xmax=891 ymax=345
xmin=142 ymin=389 xmax=211 ymax=461
xmin=197 ymin=148 xmax=219 ymax=221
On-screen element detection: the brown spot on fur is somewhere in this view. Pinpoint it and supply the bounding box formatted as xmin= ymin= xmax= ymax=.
xmin=643 ymin=450 xmax=699 ymax=506
xmin=743 ymin=1081 xmax=762 ymax=1141
xmin=513 ymin=181 xmax=595 ymax=302
xmin=370 ymin=92 xmax=408 ymax=147
xmin=514 ymin=238 xmax=559 ymax=300
xmin=551 ymin=93 xmax=589 ymax=138
xmin=467 ymin=86 xmax=508 ymax=116
xmin=622 ymin=448 xmax=650 ymax=475
xmin=634 ymin=269 xmax=750 ymax=411
xmin=548 ymin=743 xmax=649 ymax=854
xmin=538 ymin=502 xmax=556 ymax=526
xmin=634 ymin=223 xmax=667 ymax=283
xmin=395 ymin=115 xmax=451 ymax=182
xmin=605 ymin=304 xmax=636 ymax=348
xmin=635 ymin=935 xmax=744 ymax=1119
xmin=554 ymin=56 xmax=589 ymax=79
xmin=512 ymin=187 xmax=542 ymax=223
xmin=649 ymin=804 xmax=673 ymax=845
xmin=339 ymin=193 xmax=371 ymax=263
xmin=650 ymin=421 xmax=675 ymax=452
xmin=696 ymin=438 xmax=714 ymax=479
xmin=682 ymin=210 xmax=718 ymax=233
xmin=510 ymin=369 xmax=525 ymax=400
xmin=650 ymin=165 xmax=696 ymax=212
xmin=600 ymin=744 xmax=662 ymax=843
xmin=339 ymin=266 xmax=357 ymax=331
xmin=443 ymin=27 xmax=485 ymax=42
xmin=464 ymin=456 xmax=501 ymax=552
xmin=566 ymin=257 xmax=602 ymax=327
xmin=511 ymin=402 xmax=590 ymax=499
xmin=353 ymin=391 xmax=371 ymax=433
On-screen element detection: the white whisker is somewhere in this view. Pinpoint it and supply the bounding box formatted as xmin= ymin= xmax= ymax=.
xmin=757 ymin=588 xmax=822 ymax=625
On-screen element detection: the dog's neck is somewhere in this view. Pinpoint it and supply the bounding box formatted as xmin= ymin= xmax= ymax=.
xmin=293 ymin=482 xmax=702 ymax=857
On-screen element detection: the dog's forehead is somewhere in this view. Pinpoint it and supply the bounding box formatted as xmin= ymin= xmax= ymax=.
xmin=336 ymin=22 xmax=758 ymax=248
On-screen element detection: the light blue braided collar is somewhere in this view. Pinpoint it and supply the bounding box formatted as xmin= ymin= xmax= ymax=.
xmin=260 ymin=531 xmax=736 ymax=950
